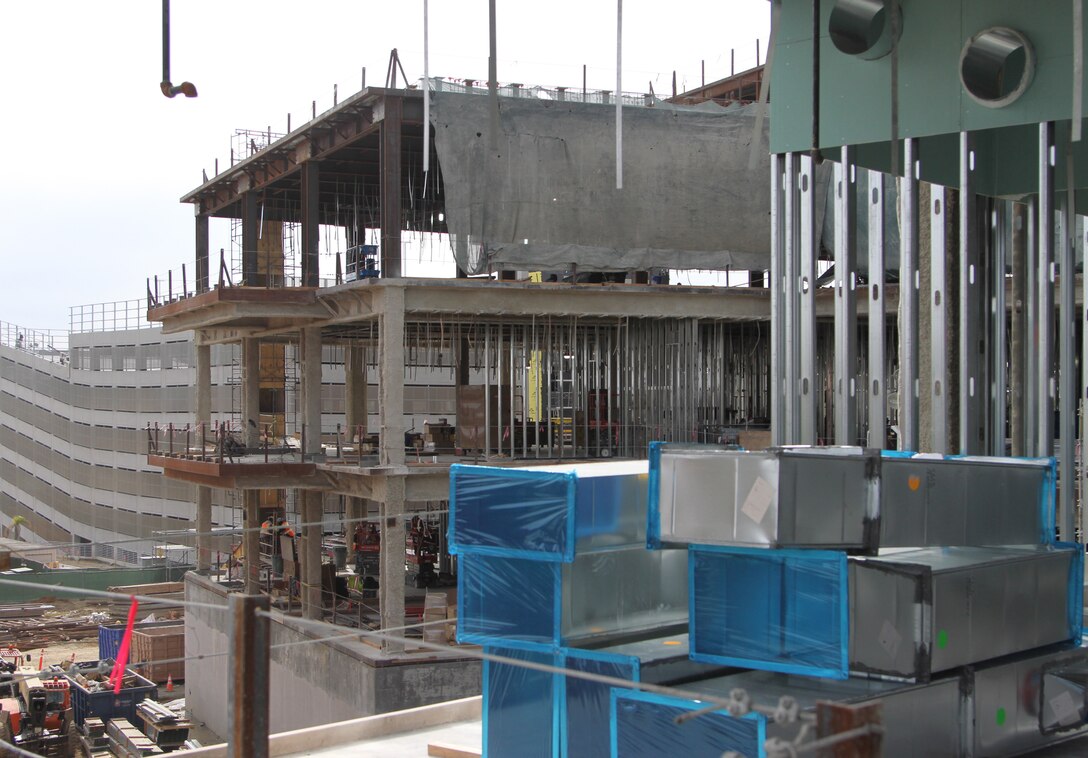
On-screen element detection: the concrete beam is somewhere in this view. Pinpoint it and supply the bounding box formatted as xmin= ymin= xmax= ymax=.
xmin=196 ymin=213 xmax=210 ymax=294
xmin=196 ymin=343 xmax=212 ymax=573
xmin=345 ymin=344 xmax=368 ymax=440
xmin=242 ymin=193 xmax=260 ymax=286
xmin=302 ymin=162 xmax=320 ymax=287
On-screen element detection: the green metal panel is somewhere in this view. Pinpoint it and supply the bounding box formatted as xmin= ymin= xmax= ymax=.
xmin=771 ymin=0 xmax=1085 ymax=152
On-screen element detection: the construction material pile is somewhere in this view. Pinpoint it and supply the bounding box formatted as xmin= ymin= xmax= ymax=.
xmin=451 ymin=448 xmax=1088 ymax=757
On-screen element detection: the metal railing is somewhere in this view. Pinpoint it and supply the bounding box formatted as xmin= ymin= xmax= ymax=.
xmin=69 ymin=299 xmax=149 ymax=333
xmin=0 ymin=320 xmax=69 ymax=359
xmin=428 ymin=77 xmax=653 ymax=107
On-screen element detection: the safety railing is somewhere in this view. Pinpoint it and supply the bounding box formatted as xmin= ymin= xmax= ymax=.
xmin=428 ymin=77 xmax=652 ymax=107
xmin=69 ymin=299 xmax=149 ymax=334
xmin=0 ymin=320 xmax=69 ymax=360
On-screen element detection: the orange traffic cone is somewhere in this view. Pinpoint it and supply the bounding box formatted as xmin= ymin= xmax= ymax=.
xmin=37 ymin=649 xmax=44 ymax=669
xmin=166 ymin=674 xmax=174 ymax=692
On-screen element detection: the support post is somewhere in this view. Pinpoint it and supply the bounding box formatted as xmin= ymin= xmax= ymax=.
xmin=301 ymin=490 xmax=323 ymax=620
xmin=195 ymin=212 xmax=209 ymax=294
xmin=380 ymin=97 xmax=403 ymax=278
xmin=228 ymin=593 xmax=270 ymax=758
xmin=799 ymin=153 xmax=817 ymax=444
xmin=899 ymin=139 xmax=920 ymax=451
xmin=301 ymin=161 xmax=320 ymax=287
xmin=241 ymin=192 xmax=260 ymax=286
xmin=243 ymin=490 xmax=261 ymax=596
xmin=380 ymin=477 xmax=406 ymax=653
xmin=242 ymin=339 xmax=260 ymax=449
xmin=301 ymin=328 xmax=323 ymax=459
xmin=1011 ymin=202 xmax=1028 ymax=456
xmin=867 ymin=170 xmax=886 ymax=447
xmin=379 ymin=287 xmax=406 ymax=467
xmin=834 ymin=147 xmax=858 ymax=445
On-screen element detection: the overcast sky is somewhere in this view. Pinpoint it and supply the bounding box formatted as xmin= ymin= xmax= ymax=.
xmin=0 ymin=1 xmax=770 ymax=330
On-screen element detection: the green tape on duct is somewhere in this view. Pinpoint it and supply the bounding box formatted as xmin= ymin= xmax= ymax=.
xmin=996 ymin=707 xmax=1007 ymax=726
xmin=937 ymin=629 xmax=949 ymax=649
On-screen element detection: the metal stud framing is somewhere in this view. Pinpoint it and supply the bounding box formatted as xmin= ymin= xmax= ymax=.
xmin=799 ymin=153 xmax=818 ymax=444
xmin=899 ymin=139 xmax=920 ymax=451
xmin=867 ymin=170 xmax=886 ymax=447
xmin=990 ymin=201 xmax=1009 ymax=457
xmin=770 ymin=153 xmax=785 ymax=445
xmin=1036 ymin=122 xmax=1056 ymax=459
xmin=930 ymin=185 xmax=949 ymax=454
xmin=959 ymin=132 xmax=985 ymax=454
xmin=834 ymin=147 xmax=858 ymax=445
xmin=783 ymin=153 xmax=801 ymax=443
xmin=1059 ymin=193 xmax=1075 ymax=540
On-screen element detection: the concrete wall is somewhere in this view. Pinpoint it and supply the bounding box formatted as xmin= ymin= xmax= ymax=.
xmin=184 ymin=573 xmax=481 ymax=738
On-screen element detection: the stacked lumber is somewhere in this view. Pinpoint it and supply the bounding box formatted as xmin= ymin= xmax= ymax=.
xmin=105 ymin=717 xmax=163 ymax=757
xmin=136 ymin=698 xmax=191 ymax=751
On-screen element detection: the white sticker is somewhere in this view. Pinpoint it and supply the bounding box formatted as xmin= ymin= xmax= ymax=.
xmin=741 ymin=476 xmax=775 ymax=525
xmin=1049 ymin=690 xmax=1081 ymax=726
xmin=879 ymin=620 xmax=902 ymax=661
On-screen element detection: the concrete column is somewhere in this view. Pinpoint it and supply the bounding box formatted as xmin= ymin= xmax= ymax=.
xmin=244 ymin=489 xmax=261 ymax=595
xmin=380 ymin=477 xmax=406 ymax=653
xmin=242 ymin=192 xmax=261 ymax=286
xmin=345 ymin=345 xmax=368 ymax=440
xmin=242 ymin=339 xmax=261 ymax=448
xmin=301 ymin=490 xmax=324 ymax=620
xmin=300 ymin=328 xmax=323 ymax=458
xmin=196 ymin=343 xmax=212 ymax=573
xmin=380 ymin=96 xmax=403 ymax=278
xmin=196 ymin=213 xmax=210 ymax=294
xmin=919 ymin=183 xmax=958 ymax=454
xmin=301 ymin=162 xmax=320 ymax=287
xmin=379 ymin=288 xmax=405 ymax=467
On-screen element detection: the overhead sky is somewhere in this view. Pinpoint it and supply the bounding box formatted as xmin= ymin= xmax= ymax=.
xmin=0 ymin=1 xmax=770 ymax=329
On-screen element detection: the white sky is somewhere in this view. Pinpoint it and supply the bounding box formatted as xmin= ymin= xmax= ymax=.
xmin=0 ymin=1 xmax=770 ymax=329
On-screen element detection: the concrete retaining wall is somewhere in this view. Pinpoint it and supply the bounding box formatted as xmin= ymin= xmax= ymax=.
xmin=184 ymin=573 xmax=481 ymax=738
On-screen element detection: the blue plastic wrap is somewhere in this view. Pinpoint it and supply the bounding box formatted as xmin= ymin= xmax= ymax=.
xmin=610 ymin=688 xmax=766 ymax=758
xmin=459 ymin=548 xmax=689 ymax=648
xmin=450 ymin=461 xmax=648 ymax=561
xmin=459 ymin=552 xmax=561 ymax=647
xmin=562 ymin=649 xmax=638 ymax=758
xmin=484 ymin=645 xmax=558 ymax=758
xmin=689 ymin=545 xmax=848 ymax=679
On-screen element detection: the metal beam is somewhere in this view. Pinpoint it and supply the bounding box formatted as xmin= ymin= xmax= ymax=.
xmin=960 ymin=132 xmax=985 ymax=454
xmin=867 ymin=170 xmax=886 ymax=447
xmin=784 ymin=153 xmax=800 ymax=443
xmin=228 ymin=594 xmax=270 ymax=758
xmin=899 ymin=138 xmax=920 ymax=451
xmin=834 ymin=147 xmax=858 ymax=445
xmin=991 ymin=201 xmax=1009 ymax=456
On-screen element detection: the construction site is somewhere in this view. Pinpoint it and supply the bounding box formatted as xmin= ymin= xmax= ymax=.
xmin=3 ymin=0 xmax=1088 ymax=755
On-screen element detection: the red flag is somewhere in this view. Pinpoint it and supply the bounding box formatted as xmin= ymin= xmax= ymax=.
xmin=110 ymin=597 xmax=139 ymax=695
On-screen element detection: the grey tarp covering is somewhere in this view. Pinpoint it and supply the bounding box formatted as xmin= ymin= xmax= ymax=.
xmin=431 ymin=92 xmax=774 ymax=274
